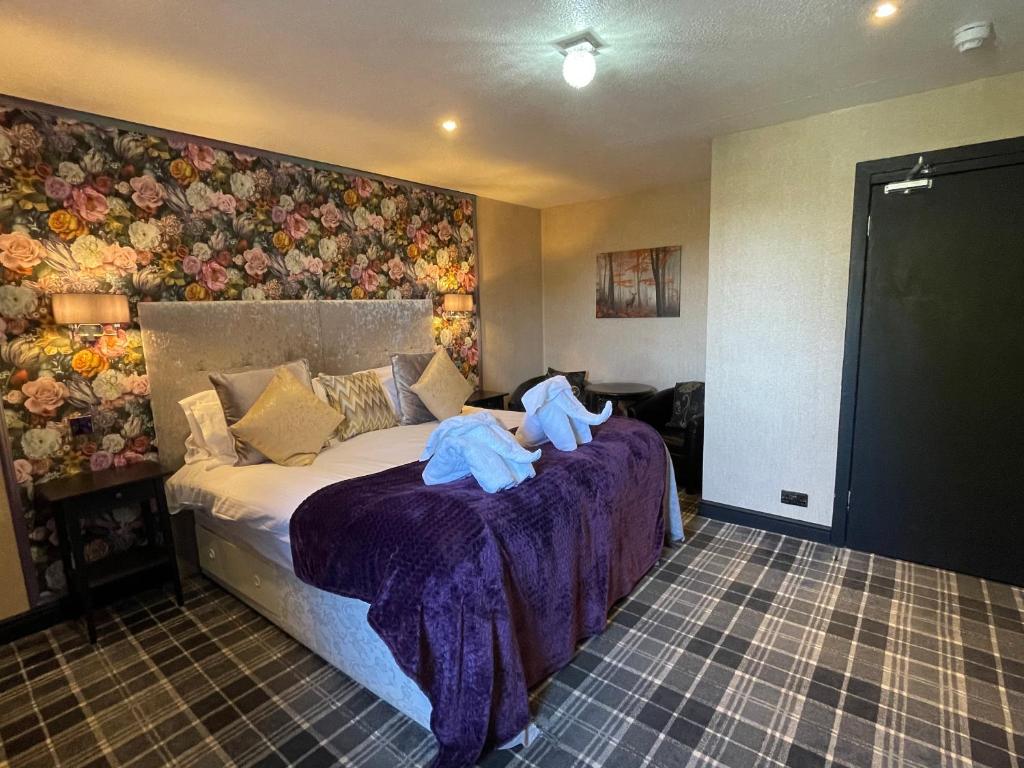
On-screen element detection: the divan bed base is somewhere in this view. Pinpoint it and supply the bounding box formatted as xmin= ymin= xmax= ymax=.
xmin=194 ymin=520 xmax=540 ymax=750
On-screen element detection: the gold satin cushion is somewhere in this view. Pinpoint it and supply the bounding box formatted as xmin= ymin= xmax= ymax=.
xmin=409 ymin=350 xmax=474 ymax=421
xmin=316 ymin=370 xmax=398 ymax=441
xmin=229 ymin=368 xmax=342 ymax=466
xmin=209 ymin=358 xmax=313 ymax=466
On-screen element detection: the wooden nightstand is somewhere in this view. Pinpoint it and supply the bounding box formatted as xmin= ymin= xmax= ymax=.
xmin=466 ymin=390 xmax=509 ymax=410
xmin=36 ymin=461 xmax=183 ymax=643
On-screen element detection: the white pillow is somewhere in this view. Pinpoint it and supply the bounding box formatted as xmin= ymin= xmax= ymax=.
xmin=193 ymin=399 xmax=237 ymax=466
xmin=313 ymin=366 xmax=400 ymax=417
xmin=178 ymin=390 xmax=237 ymax=466
xmin=372 ymin=365 xmax=401 ymax=416
xmin=179 ymin=392 xmax=211 ymax=463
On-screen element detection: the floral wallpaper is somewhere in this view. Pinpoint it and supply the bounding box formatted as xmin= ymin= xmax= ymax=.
xmin=0 ymin=102 xmax=479 ymax=599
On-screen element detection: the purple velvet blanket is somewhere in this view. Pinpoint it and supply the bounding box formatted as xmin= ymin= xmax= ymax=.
xmin=290 ymin=417 xmax=667 ymax=768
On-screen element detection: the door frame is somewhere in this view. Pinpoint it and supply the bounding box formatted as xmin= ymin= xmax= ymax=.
xmin=830 ymin=135 xmax=1024 ymax=546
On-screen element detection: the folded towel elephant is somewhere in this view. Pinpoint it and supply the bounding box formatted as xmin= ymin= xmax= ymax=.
xmin=421 ymin=411 xmax=542 ymax=493
xmin=517 ymin=375 xmax=613 ymax=451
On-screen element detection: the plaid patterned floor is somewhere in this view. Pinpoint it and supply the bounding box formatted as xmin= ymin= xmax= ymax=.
xmin=1 ymin=506 xmax=1021 ymax=768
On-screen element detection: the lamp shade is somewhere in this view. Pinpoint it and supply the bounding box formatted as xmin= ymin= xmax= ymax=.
xmin=52 ymin=293 xmax=130 ymax=325
xmin=442 ymin=293 xmax=474 ymax=313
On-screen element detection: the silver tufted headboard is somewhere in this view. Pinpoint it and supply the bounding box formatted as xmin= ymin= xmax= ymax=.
xmin=138 ymin=299 xmax=434 ymax=472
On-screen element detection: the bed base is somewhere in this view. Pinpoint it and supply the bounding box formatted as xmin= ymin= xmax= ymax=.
xmin=194 ymin=520 xmax=539 ymax=750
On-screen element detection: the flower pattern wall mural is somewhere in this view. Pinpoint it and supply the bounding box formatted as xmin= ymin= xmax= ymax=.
xmin=0 ymin=102 xmax=479 ymax=598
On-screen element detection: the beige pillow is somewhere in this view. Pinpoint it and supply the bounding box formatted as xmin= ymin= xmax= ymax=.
xmin=409 ymin=350 xmax=474 ymax=421
xmin=317 ymin=370 xmax=398 ymax=441
xmin=229 ymin=369 xmax=342 ymax=467
xmin=210 ymin=359 xmax=313 ymax=466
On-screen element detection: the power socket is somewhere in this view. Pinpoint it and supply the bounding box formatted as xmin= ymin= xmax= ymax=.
xmin=69 ymin=415 xmax=94 ymax=437
xmin=781 ymin=490 xmax=808 ymax=507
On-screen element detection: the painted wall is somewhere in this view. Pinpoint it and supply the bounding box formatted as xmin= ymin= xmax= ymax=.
xmin=704 ymin=71 xmax=1024 ymax=527
xmin=476 ymin=198 xmax=543 ymax=396
xmin=540 ymin=184 xmax=710 ymax=389
xmin=0 ymin=476 xmax=30 ymax=619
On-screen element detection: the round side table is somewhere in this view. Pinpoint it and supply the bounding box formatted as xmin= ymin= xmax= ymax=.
xmin=585 ymin=382 xmax=656 ymax=416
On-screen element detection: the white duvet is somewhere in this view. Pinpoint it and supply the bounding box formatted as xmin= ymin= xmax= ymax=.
xmin=166 ymin=409 xmax=526 ymax=568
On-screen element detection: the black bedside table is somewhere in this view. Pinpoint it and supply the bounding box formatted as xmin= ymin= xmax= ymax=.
xmin=37 ymin=461 xmax=183 ymax=643
xmin=466 ymin=390 xmax=508 ymax=410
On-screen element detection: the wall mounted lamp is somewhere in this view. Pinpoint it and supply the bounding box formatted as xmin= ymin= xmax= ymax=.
xmin=442 ymin=293 xmax=474 ymax=316
xmin=51 ymin=293 xmax=130 ymax=343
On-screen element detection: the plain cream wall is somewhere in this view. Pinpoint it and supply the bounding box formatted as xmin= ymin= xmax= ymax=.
xmin=0 ymin=476 xmax=30 ymax=619
xmin=477 ymin=197 xmax=544 ymax=395
xmin=705 ymin=71 xmax=1024 ymax=527
xmin=540 ymin=184 xmax=710 ymax=389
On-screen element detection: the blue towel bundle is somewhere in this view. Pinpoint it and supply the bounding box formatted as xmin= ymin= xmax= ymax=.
xmin=517 ymin=376 xmax=612 ymax=451
xmin=420 ymin=411 xmax=542 ymax=493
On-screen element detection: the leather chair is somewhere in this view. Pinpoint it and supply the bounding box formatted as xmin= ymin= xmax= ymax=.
xmin=629 ymin=386 xmax=704 ymax=495
xmin=507 ymin=375 xmax=548 ymax=412
xmin=508 ymin=372 xmax=590 ymax=411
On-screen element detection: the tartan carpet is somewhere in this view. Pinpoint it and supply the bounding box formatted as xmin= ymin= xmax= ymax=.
xmin=1 ymin=504 xmax=1021 ymax=767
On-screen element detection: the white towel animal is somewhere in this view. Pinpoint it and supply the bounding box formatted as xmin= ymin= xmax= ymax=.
xmin=517 ymin=376 xmax=612 ymax=451
xmin=421 ymin=411 xmax=541 ymax=493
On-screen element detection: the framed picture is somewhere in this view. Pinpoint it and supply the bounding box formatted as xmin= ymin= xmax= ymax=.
xmin=596 ymin=246 xmax=681 ymax=318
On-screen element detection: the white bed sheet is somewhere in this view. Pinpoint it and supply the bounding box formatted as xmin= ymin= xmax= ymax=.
xmin=166 ymin=409 xmax=527 ymax=569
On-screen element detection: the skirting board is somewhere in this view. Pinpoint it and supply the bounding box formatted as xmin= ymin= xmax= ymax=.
xmin=0 ymin=601 xmax=62 ymax=644
xmin=698 ymin=499 xmax=833 ymax=544
xmin=0 ymin=566 xmax=177 ymax=644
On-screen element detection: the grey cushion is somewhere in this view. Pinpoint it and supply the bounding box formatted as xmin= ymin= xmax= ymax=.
xmin=209 ymin=359 xmax=312 ymax=466
xmin=390 ymin=351 xmax=436 ymax=425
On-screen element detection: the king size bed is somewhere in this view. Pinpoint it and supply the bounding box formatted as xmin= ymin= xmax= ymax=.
xmin=139 ymin=299 xmax=683 ymax=768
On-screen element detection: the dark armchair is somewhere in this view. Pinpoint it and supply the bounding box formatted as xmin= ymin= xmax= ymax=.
xmin=507 ymin=375 xmax=547 ymax=412
xmin=508 ymin=369 xmax=589 ymax=411
xmin=629 ymin=385 xmax=704 ymax=495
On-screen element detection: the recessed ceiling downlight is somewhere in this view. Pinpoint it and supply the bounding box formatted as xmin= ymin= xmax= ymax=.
xmin=441 ymin=119 xmax=458 ymax=133
xmin=874 ymin=2 xmax=898 ymax=18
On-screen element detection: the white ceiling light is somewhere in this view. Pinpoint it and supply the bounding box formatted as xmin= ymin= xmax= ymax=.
xmin=440 ymin=118 xmax=458 ymax=133
xmin=874 ymin=3 xmax=898 ymax=19
xmin=563 ymin=46 xmax=596 ymax=88
xmin=555 ymin=30 xmax=604 ymax=89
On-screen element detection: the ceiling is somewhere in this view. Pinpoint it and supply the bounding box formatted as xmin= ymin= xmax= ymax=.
xmin=1 ymin=1 xmax=1023 ymax=208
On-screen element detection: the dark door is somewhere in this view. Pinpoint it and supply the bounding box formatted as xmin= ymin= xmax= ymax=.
xmin=845 ymin=160 xmax=1024 ymax=585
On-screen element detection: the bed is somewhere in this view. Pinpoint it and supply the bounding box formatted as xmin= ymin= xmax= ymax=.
xmin=168 ymin=418 xmax=511 ymax=735
xmin=139 ymin=300 xmax=683 ymax=767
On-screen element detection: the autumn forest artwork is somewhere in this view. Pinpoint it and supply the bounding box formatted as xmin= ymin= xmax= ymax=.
xmin=596 ymin=246 xmax=681 ymax=318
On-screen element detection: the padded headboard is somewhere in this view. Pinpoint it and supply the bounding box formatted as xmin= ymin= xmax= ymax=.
xmin=138 ymin=299 xmax=434 ymax=472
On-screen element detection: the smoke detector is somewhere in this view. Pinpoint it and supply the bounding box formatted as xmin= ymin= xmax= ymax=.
xmin=953 ymin=22 xmax=993 ymax=53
